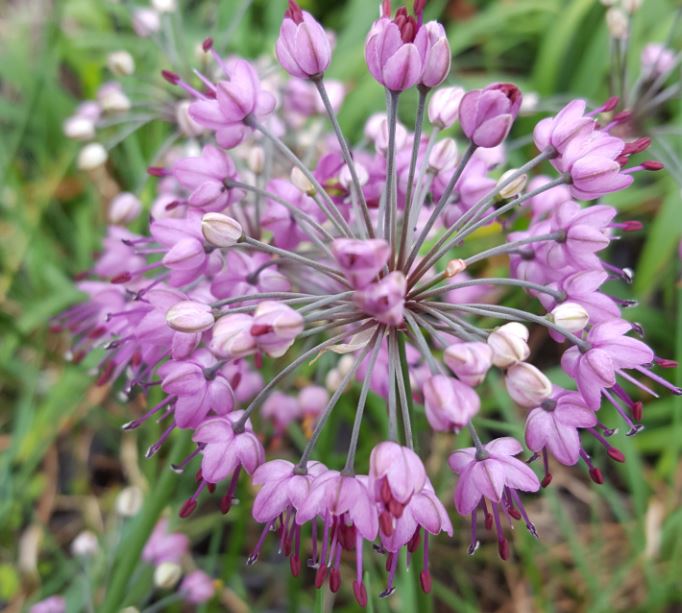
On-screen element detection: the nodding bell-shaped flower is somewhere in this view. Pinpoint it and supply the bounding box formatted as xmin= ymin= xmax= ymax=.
xmin=423 ymin=374 xmax=480 ymax=432
xmin=459 ymin=83 xmax=522 ymax=148
xmin=166 ymin=300 xmax=215 ymax=333
xmin=368 ymin=441 xmax=427 ymax=535
xmin=428 ymin=85 xmax=465 ymax=129
xmin=354 ymin=271 xmax=407 ymax=326
xmin=201 ymin=212 xmax=243 ymax=248
xmin=449 ymin=437 xmax=540 ymax=559
xmin=250 ymin=301 xmax=304 ymax=358
xmin=505 ymin=362 xmax=553 ymax=407
xmin=276 ymin=1 xmax=332 ymax=79
xmin=443 ymin=341 xmax=493 ymax=386
xmin=331 ymin=238 xmax=390 ymax=288
xmin=192 ymin=412 xmax=265 ymax=484
xmin=209 ymin=313 xmax=257 ymax=358
xmin=108 ymin=192 xmax=142 ymax=225
xmin=525 ymin=389 xmax=597 ymax=467
xmin=487 ymin=322 xmax=530 ymax=368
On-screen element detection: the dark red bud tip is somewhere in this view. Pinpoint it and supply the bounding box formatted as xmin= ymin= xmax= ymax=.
xmin=541 ymin=473 xmax=553 ymax=488
xmin=632 ymin=401 xmax=643 ymax=422
xmin=607 ymin=447 xmax=626 ymax=463
xmin=385 ymin=553 xmax=394 ymax=572
xmin=71 ymin=350 xmax=86 ymax=365
xmin=382 ymin=0 xmax=392 ymax=17
xmin=110 ymin=272 xmax=132 ymax=284
xmin=283 ymin=539 xmax=292 ymax=557
xmin=96 ymin=362 xmax=115 ymax=386
xmin=207 ymin=482 xmax=216 ymax=493
xmin=589 ymin=467 xmax=604 ymax=484
xmin=388 ymin=499 xmax=404 ymax=518
xmin=484 ymin=513 xmax=493 ymax=530
xmin=202 ymin=37 xmax=214 ymax=52
xmin=602 ymin=96 xmax=620 ymax=112
xmin=498 ymin=538 xmax=510 ymax=561
xmin=285 ymin=0 xmax=304 ymax=23
xmin=419 ymin=570 xmax=432 ymax=594
xmin=621 ymin=220 xmax=644 ymax=232
xmin=414 ymin=0 xmax=427 ymax=17
xmin=379 ymin=511 xmax=394 ymax=536
xmin=179 ymin=498 xmax=197 ymax=518
xmin=161 ymin=69 xmax=180 ymax=84
xmin=353 ymin=580 xmax=368 ymax=607
xmin=329 ymin=568 xmax=341 ymax=593
xmin=219 ymin=495 xmax=232 ymax=514
xmin=642 ymin=160 xmax=664 ymax=171
xmin=612 ymin=110 xmax=632 ymax=123
xmin=632 ymin=136 xmax=652 ymax=153
xmin=147 ymin=166 xmax=168 ymax=177
xmin=407 ymin=529 xmax=421 ymax=553
xmin=250 ymin=324 xmax=271 ymax=337
xmin=195 ymin=469 xmax=203 ymax=483
xmin=289 ymin=555 xmax=301 ymax=577
xmin=655 ymin=357 xmax=678 ymax=368
xmin=508 ymin=507 xmax=522 ymax=521
xmin=314 ymin=566 xmax=327 ymax=589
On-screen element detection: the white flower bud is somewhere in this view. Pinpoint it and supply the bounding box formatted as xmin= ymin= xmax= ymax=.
xmin=337 ymin=354 xmax=356 ymax=378
xmin=325 ymin=368 xmax=343 ymax=392
xmin=487 ymin=322 xmax=530 ymax=368
xmin=622 ymin=0 xmax=642 ymax=13
xmin=428 ymin=138 xmax=458 ymax=172
xmin=71 ymin=531 xmax=99 ymax=557
xmin=98 ymin=86 xmax=131 ymax=114
xmin=291 ymin=167 xmax=316 ymax=196
xmin=606 ymin=8 xmax=629 ymax=39
xmin=550 ymin=302 xmax=589 ymax=333
xmin=201 ymin=213 xmax=243 ymax=248
xmin=428 ymin=86 xmax=465 ymax=129
xmin=115 ymin=485 xmax=143 ymax=517
xmin=497 ymin=169 xmax=528 ymax=199
xmin=109 ymin=192 xmax=142 ymax=224
xmin=505 ymin=362 xmax=552 ymax=407
xmin=175 ymin=101 xmax=204 ymax=137
xmin=166 ymin=300 xmax=215 ymax=333
xmin=375 ymin=118 xmax=407 ymax=153
xmin=119 ymin=608 xmax=140 ymax=613
xmin=77 ymin=143 xmax=108 ymax=170
xmin=152 ymin=0 xmax=177 ymax=12
xmin=107 ymin=51 xmax=135 ymax=76
xmin=247 ymin=147 xmax=265 ymax=175
xmin=63 ymin=116 xmax=96 ymax=141
xmin=444 ymin=258 xmax=466 ymax=278
xmin=132 ymin=8 xmax=161 ymax=37
xmin=154 ymin=562 xmax=182 ymax=589
xmin=520 ymin=92 xmax=539 ymax=114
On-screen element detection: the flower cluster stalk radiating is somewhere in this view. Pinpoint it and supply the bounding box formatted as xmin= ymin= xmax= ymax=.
xmin=57 ymin=0 xmax=681 ymax=605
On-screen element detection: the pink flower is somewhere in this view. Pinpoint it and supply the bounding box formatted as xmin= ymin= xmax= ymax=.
xmin=276 ymin=1 xmax=332 ymax=79
xmin=180 ymin=570 xmax=215 ymax=604
xmin=525 ymin=389 xmax=597 ymax=466
xmin=533 ymin=99 xmax=594 ymax=154
xmin=354 ymin=271 xmax=406 ymax=326
xmin=211 ymin=251 xmax=290 ymax=300
xmin=449 ymin=437 xmax=539 ymax=559
xmin=30 ymin=596 xmax=66 ymax=613
xmin=250 ymin=301 xmax=304 ymax=358
xmin=332 ymin=238 xmax=390 ymax=288
xmin=142 ymin=519 xmax=190 ymax=565
xmin=459 ymin=83 xmax=522 ymax=148
xmin=561 ymin=319 xmax=654 ymax=409
xmin=443 ymin=341 xmax=493 ymax=386
xmin=422 ymin=374 xmax=480 ymax=432
xmin=641 ymin=43 xmax=677 ymax=76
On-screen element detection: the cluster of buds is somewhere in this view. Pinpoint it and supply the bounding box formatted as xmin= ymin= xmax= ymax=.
xmin=55 ymin=0 xmax=679 ymax=607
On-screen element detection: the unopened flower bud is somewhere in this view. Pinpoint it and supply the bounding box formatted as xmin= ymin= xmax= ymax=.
xmin=423 ymin=375 xmax=480 ymax=432
xmin=428 ymin=138 xmax=458 ymax=172
xmin=154 ymin=562 xmax=182 ymax=589
xmin=63 ymin=116 xmax=96 ymax=141
xmin=298 ymin=385 xmax=329 ymax=416
xmin=445 ymin=258 xmax=467 ymax=278
xmin=247 ymin=147 xmax=265 ymax=174
xmin=325 ymin=368 xmax=342 ymax=392
xmin=505 ymin=362 xmax=552 ymax=407
xmin=77 ymin=143 xmax=108 ymax=170
xmin=375 ymin=118 xmax=408 ymax=153
xmin=337 ymin=354 xmax=355 ymax=377
xmin=428 ymin=86 xmax=465 ymax=129
xmin=487 ymin=322 xmax=530 ymax=367
xmin=622 ymin=0 xmax=642 ymax=13
xmin=166 ymin=300 xmax=215 ymax=333
xmin=459 ymin=83 xmax=522 ymax=148
xmin=71 ymin=531 xmax=99 ymax=557
xmin=251 ymin=301 xmax=304 ymax=358
xmin=115 ymin=485 xmax=144 ymax=517
xmin=98 ymin=83 xmax=131 ymax=113
xmin=497 ymin=169 xmax=528 ymax=199
xmin=210 ymin=314 xmax=256 ymax=358
xmin=176 ymin=101 xmax=204 ymax=137
xmin=107 ymin=51 xmax=135 ymax=76
xmin=444 ymin=341 xmax=493 ymax=386
xmin=606 ymin=8 xmax=629 ymax=39
xmin=291 ymin=166 xmax=316 ymax=196
xmin=152 ymin=0 xmax=177 ymax=12
xmin=332 ymin=238 xmax=390 ymax=288
xmin=550 ymin=302 xmax=589 ymax=333
xmin=201 ymin=212 xmax=243 ymax=248
xmin=109 ymin=192 xmax=142 ymax=224
xmin=132 ymin=8 xmax=161 ymax=37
